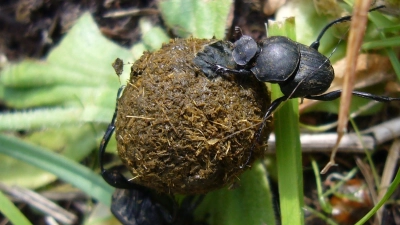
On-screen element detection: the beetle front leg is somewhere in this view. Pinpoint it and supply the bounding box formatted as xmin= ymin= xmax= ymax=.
xmin=213 ymin=64 xmax=253 ymax=77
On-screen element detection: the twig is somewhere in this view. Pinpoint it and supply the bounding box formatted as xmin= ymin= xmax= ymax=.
xmin=103 ymin=8 xmax=159 ymax=18
xmin=0 ymin=183 xmax=77 ymax=225
xmin=376 ymin=139 xmax=400 ymax=223
xmin=267 ymin=117 xmax=400 ymax=153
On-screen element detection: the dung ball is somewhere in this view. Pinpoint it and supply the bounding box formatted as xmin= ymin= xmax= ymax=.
xmin=115 ymin=38 xmax=271 ymax=194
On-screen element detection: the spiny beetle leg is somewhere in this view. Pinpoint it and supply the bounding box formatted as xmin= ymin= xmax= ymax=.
xmin=213 ymin=64 xmax=253 ymax=77
xmin=241 ymin=96 xmax=288 ymax=168
xmin=99 ymin=86 xmax=138 ymax=189
xmin=305 ymin=90 xmax=400 ymax=102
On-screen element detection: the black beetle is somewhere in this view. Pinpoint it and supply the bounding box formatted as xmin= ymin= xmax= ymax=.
xmin=204 ymin=5 xmax=400 ymax=165
xmin=110 ymin=187 xmax=204 ymax=225
xmin=99 ymin=87 xmax=206 ymax=225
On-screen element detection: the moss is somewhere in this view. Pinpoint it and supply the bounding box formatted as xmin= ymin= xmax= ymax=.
xmin=115 ymin=38 xmax=271 ymax=194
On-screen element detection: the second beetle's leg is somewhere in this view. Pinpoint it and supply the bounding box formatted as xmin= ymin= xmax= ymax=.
xmin=99 ymin=86 xmax=139 ymax=189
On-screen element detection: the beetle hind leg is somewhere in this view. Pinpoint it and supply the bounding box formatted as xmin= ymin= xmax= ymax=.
xmin=241 ymin=96 xmax=288 ymax=168
xmin=305 ymin=90 xmax=400 ymax=102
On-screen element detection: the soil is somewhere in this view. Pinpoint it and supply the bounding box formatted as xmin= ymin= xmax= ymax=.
xmin=0 ymin=0 xmax=268 ymax=61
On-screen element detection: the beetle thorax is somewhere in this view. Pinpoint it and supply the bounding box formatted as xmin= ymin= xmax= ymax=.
xmin=250 ymin=36 xmax=300 ymax=83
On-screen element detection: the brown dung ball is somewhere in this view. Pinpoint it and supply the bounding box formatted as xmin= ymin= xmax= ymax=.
xmin=115 ymin=38 xmax=271 ymax=194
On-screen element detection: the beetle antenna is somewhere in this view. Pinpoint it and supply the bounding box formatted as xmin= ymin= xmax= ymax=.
xmin=310 ymin=5 xmax=385 ymax=50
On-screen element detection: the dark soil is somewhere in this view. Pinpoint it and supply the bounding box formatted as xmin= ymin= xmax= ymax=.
xmin=0 ymin=0 xmax=268 ymax=61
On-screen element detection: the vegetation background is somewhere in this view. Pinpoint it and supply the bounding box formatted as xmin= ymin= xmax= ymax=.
xmin=0 ymin=0 xmax=399 ymax=225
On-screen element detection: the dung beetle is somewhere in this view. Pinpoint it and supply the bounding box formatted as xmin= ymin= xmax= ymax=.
xmin=99 ymin=87 xmax=205 ymax=225
xmin=229 ymin=30 xmax=334 ymax=98
xmin=110 ymin=188 xmax=204 ymax=225
xmin=207 ymin=5 xmax=400 ymax=165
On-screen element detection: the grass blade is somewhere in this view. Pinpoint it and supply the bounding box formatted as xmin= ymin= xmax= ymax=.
xmin=0 ymin=134 xmax=113 ymax=206
xmin=268 ymin=17 xmax=304 ymax=225
xmin=355 ymin=168 xmax=400 ymax=224
xmin=0 ymin=190 xmax=32 ymax=225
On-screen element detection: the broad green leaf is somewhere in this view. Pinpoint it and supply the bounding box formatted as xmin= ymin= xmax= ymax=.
xmin=139 ymin=18 xmax=170 ymax=51
xmin=159 ymin=0 xmax=232 ymax=39
xmin=0 ymin=12 xmax=132 ymax=126
xmin=196 ymin=161 xmax=275 ymax=225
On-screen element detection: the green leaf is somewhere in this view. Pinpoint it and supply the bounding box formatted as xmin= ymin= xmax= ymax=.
xmin=0 ymin=124 xmax=102 ymax=188
xmin=196 ymin=161 xmax=275 ymax=225
xmin=362 ymin=36 xmax=400 ymax=49
xmin=356 ymin=168 xmax=400 ymax=224
xmin=368 ymin=10 xmax=400 ymax=80
xmin=0 ymin=134 xmax=113 ymax=206
xmin=159 ymin=0 xmax=232 ymax=39
xmin=139 ymin=19 xmax=170 ymax=51
xmin=0 ymin=12 xmax=132 ymax=110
